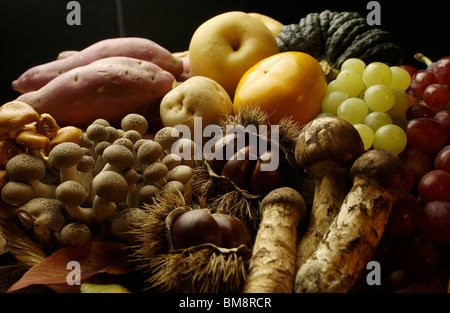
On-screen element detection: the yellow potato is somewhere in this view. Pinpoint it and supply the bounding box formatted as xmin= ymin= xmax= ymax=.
xmin=159 ymin=76 xmax=233 ymax=136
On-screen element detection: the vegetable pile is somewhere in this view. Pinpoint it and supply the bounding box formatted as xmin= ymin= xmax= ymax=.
xmin=1 ymin=9 xmax=449 ymax=294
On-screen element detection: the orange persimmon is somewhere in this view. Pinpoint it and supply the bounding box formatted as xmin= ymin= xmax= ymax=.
xmin=233 ymin=51 xmax=327 ymax=126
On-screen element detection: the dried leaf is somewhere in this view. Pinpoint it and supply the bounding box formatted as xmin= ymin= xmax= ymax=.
xmin=7 ymin=241 xmax=132 ymax=292
xmin=0 ymin=218 xmax=47 ymax=267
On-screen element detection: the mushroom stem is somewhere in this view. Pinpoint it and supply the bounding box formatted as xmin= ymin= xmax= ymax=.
xmin=28 ymin=179 xmax=57 ymax=199
xmin=294 ymin=149 xmax=407 ymax=293
xmin=243 ymin=187 xmax=307 ymax=293
xmin=92 ymin=196 xmax=117 ymax=222
xmin=294 ymin=116 xmax=364 ymax=269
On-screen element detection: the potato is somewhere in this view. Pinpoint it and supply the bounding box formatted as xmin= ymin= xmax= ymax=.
xmin=17 ymin=57 xmax=177 ymax=129
xmin=159 ymin=76 xmax=233 ymax=136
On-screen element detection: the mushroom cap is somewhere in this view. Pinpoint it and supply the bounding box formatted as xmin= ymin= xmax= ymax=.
xmin=167 ymin=165 xmax=192 ymax=185
xmin=1 ymin=181 xmax=35 ymax=206
xmin=121 ymin=168 xmax=140 ymax=185
xmin=48 ymin=126 xmax=83 ymax=152
xmin=143 ymin=162 xmax=169 ymax=184
xmin=260 ymin=187 xmax=307 ymax=221
xmin=48 ymin=142 xmax=84 ymax=169
xmin=36 ymin=113 xmax=59 ymax=139
xmin=94 ymin=141 xmax=111 ymax=156
xmin=86 ymin=123 xmax=109 ymax=142
xmin=102 ymin=144 xmax=134 ymax=169
xmin=138 ymin=184 xmax=160 ymax=204
xmin=154 ymin=126 xmax=180 ymax=152
xmin=0 ymin=140 xmax=24 ymax=169
xmin=113 ymin=137 xmax=135 ymax=153
xmin=136 ymin=140 xmax=163 ymax=165
xmin=5 ymin=153 xmax=46 ymax=181
xmin=92 ymin=171 xmax=128 ymax=202
xmin=110 ymin=207 xmax=146 ymax=243
xmin=56 ymin=180 xmax=87 ymax=206
xmin=77 ymin=155 xmax=95 ymax=172
xmin=0 ymin=101 xmax=40 ymax=135
xmin=295 ymin=116 xmax=364 ymax=169
xmin=15 ymin=130 xmax=50 ymax=150
xmin=122 ymin=130 xmax=142 ymax=144
xmin=121 ymin=113 xmax=149 ymax=135
xmin=59 ymin=222 xmax=92 ymax=248
xmin=16 ymin=197 xmax=66 ymax=232
xmin=350 ymin=149 xmax=406 ymax=199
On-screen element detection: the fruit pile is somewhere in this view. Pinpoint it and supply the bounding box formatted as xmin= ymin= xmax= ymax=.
xmin=0 ymin=9 xmax=449 ymax=294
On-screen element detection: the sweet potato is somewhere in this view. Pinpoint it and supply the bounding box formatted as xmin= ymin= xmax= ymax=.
xmin=12 ymin=37 xmax=183 ymax=93
xmin=16 ymin=56 xmax=177 ymax=129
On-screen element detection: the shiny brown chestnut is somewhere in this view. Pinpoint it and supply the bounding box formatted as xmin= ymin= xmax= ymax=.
xmin=250 ymin=150 xmax=290 ymax=195
xmin=171 ymin=209 xmax=223 ymax=249
xmin=220 ymin=145 xmax=258 ymax=189
xmin=212 ymin=213 xmax=253 ymax=249
xmin=208 ymin=132 xmax=242 ymax=173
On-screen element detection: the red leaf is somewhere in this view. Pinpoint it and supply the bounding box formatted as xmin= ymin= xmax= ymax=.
xmin=8 ymin=241 xmax=133 ymax=292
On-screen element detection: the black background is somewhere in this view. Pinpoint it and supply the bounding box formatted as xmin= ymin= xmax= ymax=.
xmin=1 ymin=0 xmax=448 ymax=104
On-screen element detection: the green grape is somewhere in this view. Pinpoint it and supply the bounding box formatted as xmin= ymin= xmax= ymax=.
xmin=387 ymin=89 xmax=411 ymax=118
xmin=364 ymin=84 xmax=396 ymax=112
xmin=363 ymin=111 xmax=393 ymax=132
xmin=326 ymin=80 xmax=339 ymax=94
xmin=362 ymin=62 xmax=393 ymax=87
xmin=373 ymin=124 xmax=407 ymax=155
xmin=341 ymin=58 xmax=366 ymax=74
xmin=389 ymin=66 xmax=412 ymax=91
xmin=321 ymin=91 xmax=349 ymax=115
xmin=334 ymin=69 xmax=365 ymax=97
xmin=353 ymin=123 xmax=374 ymax=151
xmin=337 ymin=98 xmax=368 ymax=125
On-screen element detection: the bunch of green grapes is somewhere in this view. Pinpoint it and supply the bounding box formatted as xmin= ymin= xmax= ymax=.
xmin=321 ymin=58 xmax=411 ymax=155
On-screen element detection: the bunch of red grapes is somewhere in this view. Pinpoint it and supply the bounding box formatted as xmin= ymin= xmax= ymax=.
xmin=363 ymin=55 xmax=450 ymax=292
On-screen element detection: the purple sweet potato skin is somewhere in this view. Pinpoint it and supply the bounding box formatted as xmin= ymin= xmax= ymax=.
xmin=12 ymin=37 xmax=183 ymax=93
xmin=16 ymin=57 xmax=176 ymax=129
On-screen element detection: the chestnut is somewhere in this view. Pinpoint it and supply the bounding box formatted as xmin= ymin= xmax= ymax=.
xmin=208 ymin=132 xmax=242 ymax=173
xmin=212 ymin=213 xmax=252 ymax=249
xmin=250 ymin=150 xmax=289 ymax=194
xmin=221 ymin=145 xmax=258 ymax=189
xmin=171 ymin=209 xmax=223 ymax=249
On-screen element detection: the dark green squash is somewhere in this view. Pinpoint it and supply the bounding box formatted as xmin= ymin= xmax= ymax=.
xmin=276 ymin=10 xmax=403 ymax=76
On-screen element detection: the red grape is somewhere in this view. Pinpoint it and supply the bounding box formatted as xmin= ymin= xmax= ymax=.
xmin=410 ymin=70 xmax=437 ymax=97
xmin=420 ymin=200 xmax=450 ymax=244
xmin=386 ymin=193 xmax=421 ymax=237
xmin=434 ymin=56 xmax=450 ymax=86
xmin=399 ymin=64 xmax=418 ymax=78
xmin=433 ymin=109 xmax=450 ymax=139
xmin=418 ymin=169 xmax=450 ymax=203
xmin=393 ymin=228 xmax=440 ymax=281
xmin=398 ymin=147 xmax=433 ymax=181
xmin=405 ymin=104 xmax=436 ymax=121
xmin=434 ymin=145 xmax=450 ymax=173
xmin=422 ymin=83 xmax=450 ymax=109
xmin=405 ymin=118 xmax=447 ymax=153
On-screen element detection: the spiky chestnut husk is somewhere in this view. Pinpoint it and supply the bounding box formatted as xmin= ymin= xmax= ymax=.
xmin=130 ymin=190 xmax=251 ymax=293
xmin=190 ymin=105 xmax=314 ymax=233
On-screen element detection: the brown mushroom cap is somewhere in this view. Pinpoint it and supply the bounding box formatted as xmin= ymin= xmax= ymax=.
xmin=121 ymin=113 xmax=149 ymax=135
xmin=136 ymin=140 xmax=163 ymax=165
xmin=260 ymin=187 xmax=307 ymax=220
xmin=86 ymin=124 xmax=109 ymax=143
xmin=295 ymin=116 xmax=364 ymax=169
xmin=143 ymin=162 xmax=169 ymax=184
xmin=102 ymin=144 xmax=134 ymax=169
xmin=350 ymin=149 xmax=406 ymax=199
xmin=36 ymin=113 xmax=59 ymax=139
xmin=59 ymin=222 xmax=92 ymax=248
xmin=92 ymin=171 xmax=129 ymax=202
xmin=154 ymin=127 xmax=180 ymax=152
xmin=0 ymin=101 xmax=40 ymax=135
xmin=0 ymin=140 xmax=23 ymax=169
xmin=110 ymin=207 xmax=146 ymax=243
xmin=5 ymin=153 xmax=46 ymax=181
xmin=1 ymin=181 xmax=35 ymax=206
xmin=48 ymin=142 xmax=84 ymax=170
xmin=77 ymin=155 xmax=96 ymax=173
xmin=16 ymin=197 xmax=66 ymax=233
xmin=47 ymin=126 xmax=83 ymax=152
xmin=56 ymin=180 xmax=87 ymax=206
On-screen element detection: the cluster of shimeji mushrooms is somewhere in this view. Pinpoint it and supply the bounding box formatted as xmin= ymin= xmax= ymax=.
xmin=0 ymin=101 xmax=195 ymax=250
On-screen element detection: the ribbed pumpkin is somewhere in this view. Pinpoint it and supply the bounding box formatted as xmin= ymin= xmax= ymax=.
xmin=276 ymin=10 xmax=403 ymax=73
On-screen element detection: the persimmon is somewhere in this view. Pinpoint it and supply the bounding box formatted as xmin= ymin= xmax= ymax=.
xmin=233 ymin=51 xmax=327 ymax=127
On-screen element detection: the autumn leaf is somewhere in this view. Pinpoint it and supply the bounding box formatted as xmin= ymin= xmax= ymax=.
xmin=8 ymin=241 xmax=133 ymax=293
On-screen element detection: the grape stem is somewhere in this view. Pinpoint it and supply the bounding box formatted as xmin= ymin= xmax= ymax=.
xmin=414 ymin=53 xmax=433 ymax=67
